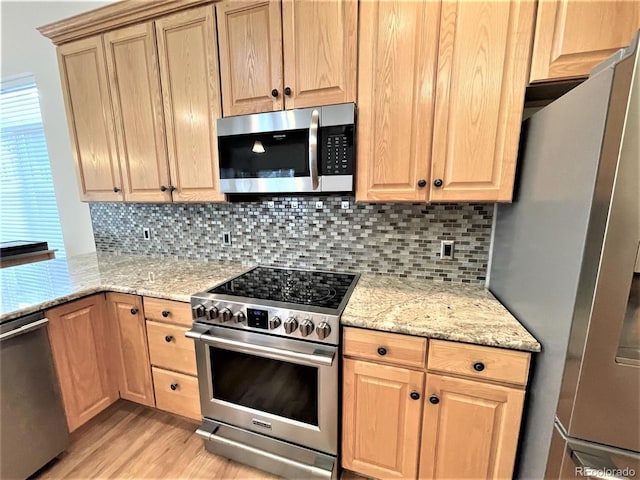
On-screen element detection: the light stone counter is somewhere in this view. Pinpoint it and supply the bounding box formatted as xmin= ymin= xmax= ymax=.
xmin=0 ymin=252 xmax=247 ymax=322
xmin=342 ymin=274 xmax=541 ymax=352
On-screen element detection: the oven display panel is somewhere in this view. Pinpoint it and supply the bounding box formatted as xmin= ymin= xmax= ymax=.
xmin=247 ymin=308 xmax=269 ymax=329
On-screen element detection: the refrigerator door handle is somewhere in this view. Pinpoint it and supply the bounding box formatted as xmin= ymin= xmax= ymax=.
xmin=571 ymin=450 xmax=631 ymax=480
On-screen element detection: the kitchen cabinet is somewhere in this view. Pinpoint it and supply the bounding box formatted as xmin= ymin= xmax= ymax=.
xmin=356 ymin=0 xmax=535 ymax=203
xmin=57 ymin=36 xmax=122 ymax=202
xmin=216 ymin=0 xmax=357 ymax=116
xmin=152 ymin=367 xmax=201 ymax=421
xmin=342 ymin=328 xmax=531 ymax=480
xmin=46 ymin=294 xmax=119 ymax=431
xmin=530 ymin=0 xmax=640 ymax=83
xmin=107 ymin=292 xmax=154 ymax=407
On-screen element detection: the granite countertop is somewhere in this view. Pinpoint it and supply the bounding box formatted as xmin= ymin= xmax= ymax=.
xmin=342 ymin=274 xmax=541 ymax=352
xmin=0 ymin=252 xmax=247 ymax=322
xmin=1 ymin=252 xmax=540 ymax=353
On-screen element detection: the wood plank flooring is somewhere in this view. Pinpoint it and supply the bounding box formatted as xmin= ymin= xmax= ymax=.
xmin=34 ymin=401 xmax=280 ymax=479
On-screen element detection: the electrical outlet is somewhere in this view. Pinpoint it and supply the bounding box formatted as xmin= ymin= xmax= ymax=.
xmin=143 ymin=227 xmax=151 ymax=241
xmin=222 ymin=232 xmax=232 ymax=246
xmin=267 ymin=201 xmax=275 ymax=209
xmin=290 ymin=201 xmax=299 ymax=209
xmin=341 ymin=201 xmax=350 ymax=210
xmin=440 ymin=240 xmax=455 ymax=260
xmin=315 ymin=201 xmax=324 ymax=209
xmin=148 ymin=272 xmax=155 ymax=282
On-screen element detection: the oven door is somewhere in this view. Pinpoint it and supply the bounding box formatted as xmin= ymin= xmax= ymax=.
xmin=187 ymin=324 xmax=338 ymax=455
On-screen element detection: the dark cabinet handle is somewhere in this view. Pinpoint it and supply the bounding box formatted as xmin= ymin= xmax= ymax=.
xmin=284 ymin=86 xmax=292 ymax=96
xmin=168 ymin=185 xmax=176 ymax=192
xmin=433 ymin=179 xmax=443 ymax=187
xmin=162 ymin=310 xmax=170 ymax=318
xmin=429 ymin=395 xmax=440 ymax=405
xmin=377 ymin=347 xmax=387 ymax=356
xmin=271 ymin=88 xmax=279 ymax=98
xmin=165 ymin=335 xmax=173 ymax=343
xmin=473 ymin=361 xmax=485 ymax=372
xmin=417 ymin=179 xmax=427 ymax=188
xmin=410 ymin=391 xmax=420 ymax=400
xmin=130 ymin=308 xmax=138 ymax=315
xmin=113 ymin=187 xmax=121 ymax=193
xmin=160 ymin=185 xmax=167 ymax=192
xmin=170 ymin=383 xmax=178 ymax=391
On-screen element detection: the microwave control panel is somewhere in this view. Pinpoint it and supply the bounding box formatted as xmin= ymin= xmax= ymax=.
xmin=320 ymin=125 xmax=354 ymax=176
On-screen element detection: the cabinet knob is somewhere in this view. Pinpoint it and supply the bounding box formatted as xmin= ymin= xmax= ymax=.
xmin=130 ymin=308 xmax=138 ymax=315
xmin=168 ymin=185 xmax=176 ymax=192
xmin=410 ymin=391 xmax=420 ymax=400
xmin=162 ymin=310 xmax=170 ymax=318
xmin=433 ymin=179 xmax=443 ymax=187
xmin=165 ymin=335 xmax=173 ymax=343
xmin=271 ymin=88 xmax=279 ymax=98
xmin=429 ymin=395 xmax=440 ymax=405
xmin=377 ymin=346 xmax=387 ymax=356
xmin=160 ymin=185 xmax=168 ymax=192
xmin=473 ymin=361 xmax=485 ymax=372
xmin=170 ymin=383 xmax=178 ymax=391
xmin=417 ymin=179 xmax=427 ymax=188
xmin=284 ymin=86 xmax=292 ymax=96
xmin=113 ymin=187 xmax=121 ymax=193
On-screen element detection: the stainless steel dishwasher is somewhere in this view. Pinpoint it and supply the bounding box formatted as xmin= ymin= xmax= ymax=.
xmin=1 ymin=311 xmax=69 ymax=479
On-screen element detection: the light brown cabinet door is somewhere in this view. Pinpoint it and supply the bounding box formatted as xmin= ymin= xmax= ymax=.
xmin=217 ymin=0 xmax=283 ymax=116
xmin=104 ymin=23 xmax=172 ymax=203
xmin=342 ymin=358 xmax=424 ymax=479
xmin=282 ymin=0 xmax=357 ymax=109
xmin=530 ymin=1 xmax=640 ymax=83
xmin=57 ymin=36 xmax=122 ymax=201
xmin=419 ymin=374 xmax=525 ymax=480
xmin=107 ymin=293 xmax=155 ymax=407
xmin=429 ymin=0 xmax=535 ymax=202
xmin=46 ymin=294 xmax=119 ymax=432
xmin=156 ymin=6 xmax=225 ymax=202
xmin=355 ymin=0 xmax=440 ymax=202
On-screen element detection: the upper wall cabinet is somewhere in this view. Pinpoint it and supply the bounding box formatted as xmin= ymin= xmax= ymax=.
xmin=356 ymin=0 xmax=535 ymax=203
xmin=530 ymin=1 xmax=640 ymax=83
xmin=216 ymin=0 xmax=357 ymax=116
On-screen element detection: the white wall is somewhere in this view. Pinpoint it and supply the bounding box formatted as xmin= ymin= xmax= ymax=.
xmin=1 ymin=1 xmax=113 ymax=256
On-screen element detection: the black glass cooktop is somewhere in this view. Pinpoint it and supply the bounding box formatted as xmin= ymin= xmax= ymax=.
xmin=209 ymin=266 xmax=357 ymax=310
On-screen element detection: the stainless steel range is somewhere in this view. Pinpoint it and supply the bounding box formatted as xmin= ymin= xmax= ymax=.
xmin=187 ymin=266 xmax=359 ymax=479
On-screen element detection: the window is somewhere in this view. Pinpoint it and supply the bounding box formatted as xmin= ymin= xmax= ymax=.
xmin=0 ymin=75 xmax=65 ymax=256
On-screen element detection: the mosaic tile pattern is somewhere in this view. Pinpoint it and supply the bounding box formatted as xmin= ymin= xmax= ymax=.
xmin=89 ymin=196 xmax=493 ymax=283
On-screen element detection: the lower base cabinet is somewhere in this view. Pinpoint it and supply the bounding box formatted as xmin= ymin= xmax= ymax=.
xmin=46 ymin=294 xmax=119 ymax=431
xmin=419 ymin=374 xmax=525 ymax=479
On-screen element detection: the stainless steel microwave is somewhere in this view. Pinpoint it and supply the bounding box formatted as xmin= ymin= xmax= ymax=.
xmin=217 ymin=103 xmax=355 ymax=194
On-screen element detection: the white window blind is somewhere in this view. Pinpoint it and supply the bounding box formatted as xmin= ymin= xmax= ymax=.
xmin=0 ymin=75 xmax=65 ymax=256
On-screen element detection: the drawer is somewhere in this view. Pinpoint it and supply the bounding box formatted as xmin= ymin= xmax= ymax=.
xmin=343 ymin=327 xmax=427 ymax=369
xmin=152 ymin=367 xmax=201 ymax=421
xmin=143 ymin=297 xmax=191 ymax=326
xmin=146 ymin=321 xmax=197 ymax=375
xmin=428 ymin=340 xmax=530 ymax=387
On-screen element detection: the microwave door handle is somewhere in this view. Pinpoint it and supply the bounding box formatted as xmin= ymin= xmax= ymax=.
xmin=309 ymin=109 xmax=320 ymax=190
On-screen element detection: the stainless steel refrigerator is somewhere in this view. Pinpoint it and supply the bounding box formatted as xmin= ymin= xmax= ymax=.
xmin=489 ymin=31 xmax=639 ymax=479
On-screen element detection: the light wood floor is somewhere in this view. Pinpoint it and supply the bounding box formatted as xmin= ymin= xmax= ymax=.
xmin=34 ymin=401 xmax=280 ymax=479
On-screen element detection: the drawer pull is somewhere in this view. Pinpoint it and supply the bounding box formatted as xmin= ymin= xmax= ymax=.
xmin=165 ymin=335 xmax=173 ymax=343
xmin=410 ymin=391 xmax=420 ymax=400
xmin=130 ymin=308 xmax=138 ymax=315
xmin=377 ymin=346 xmax=387 ymax=356
xmin=170 ymin=383 xmax=178 ymax=391
xmin=429 ymin=395 xmax=440 ymax=405
xmin=162 ymin=310 xmax=170 ymax=317
xmin=473 ymin=361 xmax=485 ymax=372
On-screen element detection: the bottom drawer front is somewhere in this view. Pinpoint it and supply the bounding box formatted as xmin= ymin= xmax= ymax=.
xmin=152 ymin=367 xmax=201 ymax=421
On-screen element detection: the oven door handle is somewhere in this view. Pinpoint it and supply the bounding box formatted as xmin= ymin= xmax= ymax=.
xmin=186 ymin=330 xmax=335 ymax=367
xmin=309 ymin=109 xmax=320 ymax=190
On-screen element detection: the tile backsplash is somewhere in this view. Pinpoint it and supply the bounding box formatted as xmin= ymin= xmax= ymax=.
xmin=89 ymin=196 xmax=493 ymax=283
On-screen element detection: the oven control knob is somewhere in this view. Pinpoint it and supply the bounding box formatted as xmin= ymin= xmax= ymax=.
xmin=205 ymin=306 xmax=219 ymax=321
xmin=269 ymin=316 xmax=281 ymax=329
xmin=299 ymin=319 xmax=314 ymax=337
xmin=192 ymin=304 xmax=205 ymax=319
xmin=233 ymin=311 xmax=246 ymax=323
xmin=284 ymin=317 xmax=298 ymax=334
xmin=316 ymin=322 xmax=331 ymax=340
xmin=220 ymin=308 xmax=232 ymax=322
